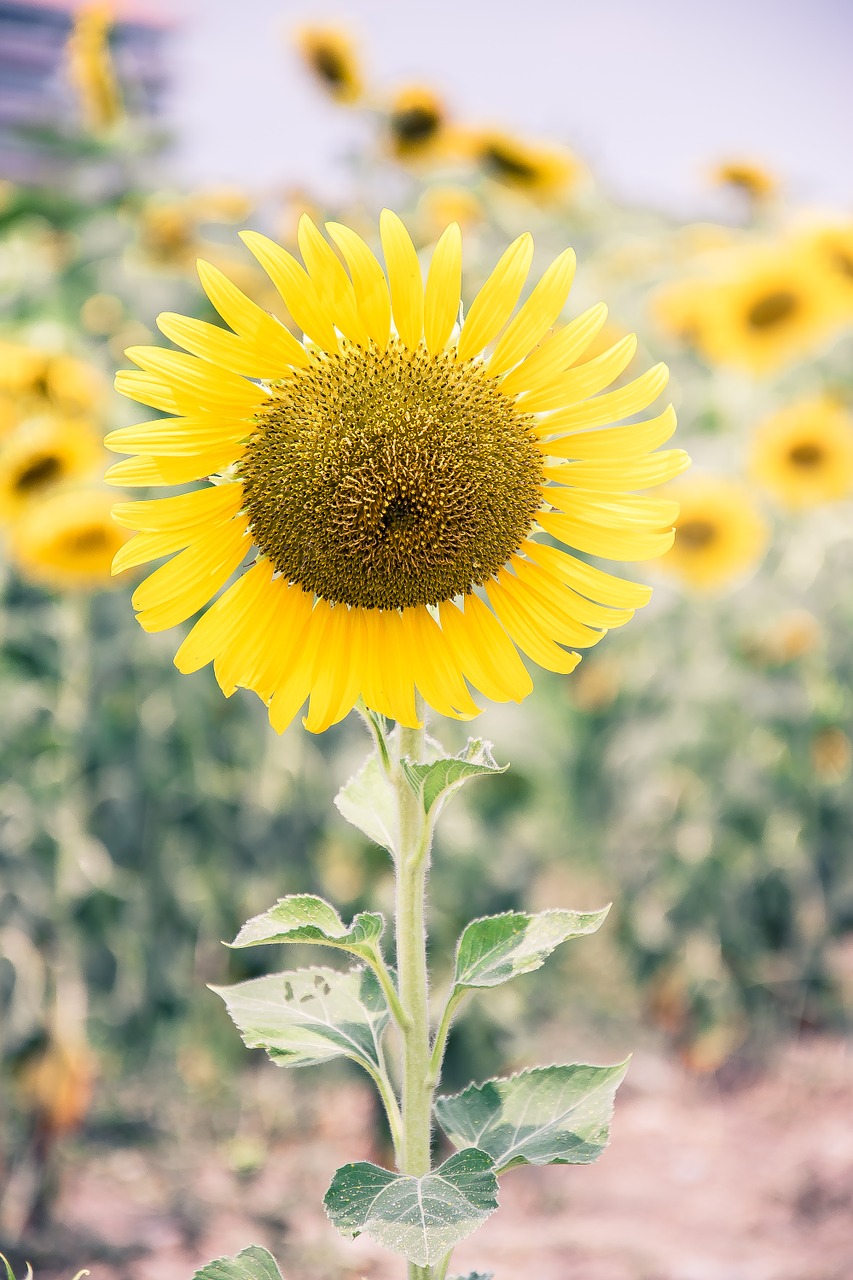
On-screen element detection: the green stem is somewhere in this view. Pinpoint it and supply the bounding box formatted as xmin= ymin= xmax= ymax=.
xmin=427 ymin=988 xmax=467 ymax=1088
xmin=393 ymin=700 xmax=437 ymax=1280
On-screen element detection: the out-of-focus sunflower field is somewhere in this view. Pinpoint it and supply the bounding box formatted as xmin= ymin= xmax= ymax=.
xmin=1 ymin=3 xmax=852 ymax=1266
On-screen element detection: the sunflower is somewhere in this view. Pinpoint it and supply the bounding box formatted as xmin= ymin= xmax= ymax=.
xmin=658 ymin=476 xmax=768 ymax=591
xmin=107 ymin=212 xmax=686 ymax=734
xmin=10 ymin=488 xmax=131 ymax=592
xmin=709 ymin=160 xmax=777 ymax=201
xmin=65 ymin=2 xmax=123 ymax=133
xmin=386 ymin=86 xmax=447 ymax=161
xmin=656 ymin=243 xmax=838 ymax=374
xmin=795 ymin=222 xmax=853 ymax=319
xmin=469 ymin=130 xmax=581 ymax=202
xmin=0 ymin=340 xmax=106 ymax=417
xmin=294 ymin=25 xmax=362 ymax=104
xmin=0 ymin=417 xmax=104 ymax=523
xmin=750 ymin=398 xmax=853 ymax=509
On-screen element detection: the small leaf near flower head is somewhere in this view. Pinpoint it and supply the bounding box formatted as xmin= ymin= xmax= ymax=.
xmin=335 ymin=752 xmax=398 ymax=853
xmin=400 ymin=737 xmax=507 ymax=815
xmin=435 ymin=1061 xmax=629 ymax=1173
xmin=192 ymin=1245 xmax=284 ymax=1280
xmin=230 ymin=893 xmax=384 ymax=959
xmin=453 ymin=906 xmax=609 ymax=992
xmin=324 ymin=1148 xmax=499 ymax=1267
xmin=212 ymin=966 xmax=389 ymax=1074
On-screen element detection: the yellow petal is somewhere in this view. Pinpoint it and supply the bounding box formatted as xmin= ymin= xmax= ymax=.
xmin=536 ymin=364 xmax=670 ymax=434
xmin=297 ymin=215 xmax=371 ymax=348
xmin=517 ymin=542 xmax=635 ymax=627
xmin=400 ymin=607 xmax=481 ymax=719
xmin=240 ymin=230 xmax=339 ymax=350
xmin=543 ymin=448 xmax=690 ymax=490
xmin=174 ymin=559 xmax=273 ymax=675
xmin=424 ymin=223 xmax=462 ymax=354
xmin=518 ymin=334 xmax=638 ymax=413
xmin=156 ymin=312 xmax=292 ymax=380
xmin=112 ymin=483 xmax=243 ymax=531
xmin=115 ymin=370 xmax=181 ymax=414
xmin=132 ymin=516 xmax=249 ymax=628
xmin=438 ymin=594 xmax=533 ymax=703
xmin=508 ymin=557 xmax=603 ymax=646
xmin=537 ymin=509 xmax=675 ymax=561
xmin=325 ymin=223 xmax=392 ymax=348
xmin=457 ymin=233 xmax=534 ymax=361
xmin=522 ymin=538 xmax=652 ymax=609
xmin=485 ymin=572 xmax=581 ymax=674
xmin=197 ymin=258 xmax=308 ymax=367
xmin=544 ymin=488 xmax=681 ymax=530
xmin=379 ymin=209 xmax=424 ymax=350
xmin=268 ymin=652 xmax=314 ymax=735
xmin=213 ymin=563 xmax=290 ymax=696
xmin=253 ymin=582 xmax=315 ymax=701
xmin=500 ymin=303 xmax=608 ymax=397
xmin=105 ymin=414 xmax=251 ymax=458
xmin=369 ymin=607 xmax=420 ymax=726
xmin=487 ymin=248 xmax=576 ymax=376
xmin=124 ymin=347 xmax=266 ymax=414
xmin=538 ymin=405 xmax=678 ymax=460
xmin=105 ymin=448 xmax=243 ymax=487
xmin=303 ymin=602 xmax=363 ymax=732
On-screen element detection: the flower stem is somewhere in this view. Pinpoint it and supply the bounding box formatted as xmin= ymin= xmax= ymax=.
xmin=393 ymin=701 xmax=436 ymax=1279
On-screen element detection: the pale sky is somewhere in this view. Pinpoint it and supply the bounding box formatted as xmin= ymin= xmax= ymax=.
xmin=150 ymin=0 xmax=853 ymax=217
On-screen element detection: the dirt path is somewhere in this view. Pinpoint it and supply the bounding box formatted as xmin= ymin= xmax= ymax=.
xmin=12 ymin=1037 xmax=853 ymax=1280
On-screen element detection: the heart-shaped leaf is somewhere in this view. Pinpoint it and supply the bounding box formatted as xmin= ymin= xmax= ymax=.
xmin=230 ymin=893 xmax=384 ymax=957
xmin=324 ymin=1148 xmax=499 ymax=1267
xmin=212 ymin=965 xmax=389 ymax=1074
xmin=401 ymin=738 xmax=507 ymax=815
xmin=453 ymin=907 xmax=609 ymax=992
xmin=192 ymin=1245 xmax=284 ymax=1280
xmin=435 ymin=1061 xmax=629 ymax=1173
xmin=335 ymin=753 xmax=398 ymax=853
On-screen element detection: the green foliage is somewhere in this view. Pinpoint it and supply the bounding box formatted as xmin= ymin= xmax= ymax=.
xmin=192 ymin=1246 xmax=283 ymax=1280
xmin=435 ymin=1062 xmax=629 ymax=1172
xmin=401 ymin=739 xmax=507 ymax=816
xmin=335 ymin=753 xmax=398 ymax=854
xmin=452 ymin=908 xmax=609 ymax=992
xmin=324 ymin=1149 xmax=499 ymax=1267
xmin=231 ymin=893 xmax=385 ymax=957
xmin=212 ymin=965 xmax=390 ymax=1074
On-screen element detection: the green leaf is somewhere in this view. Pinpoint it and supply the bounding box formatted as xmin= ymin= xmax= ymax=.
xmin=401 ymin=738 xmax=507 ymax=815
xmin=435 ymin=1061 xmax=630 ymax=1173
xmin=192 ymin=1245 xmax=284 ymax=1280
xmin=212 ymin=966 xmax=390 ymax=1074
xmin=335 ymin=753 xmax=398 ymax=853
xmin=453 ymin=907 xmax=609 ymax=991
xmin=230 ymin=894 xmax=384 ymax=958
xmin=324 ymin=1148 xmax=499 ymax=1267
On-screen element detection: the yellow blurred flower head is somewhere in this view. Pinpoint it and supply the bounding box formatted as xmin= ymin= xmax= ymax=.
xmin=65 ymin=2 xmax=123 ymax=133
xmin=796 ymin=222 xmax=853 ymax=318
xmin=10 ymin=487 xmax=131 ymax=593
xmin=386 ymin=85 xmax=447 ymax=160
xmin=710 ymin=160 xmax=778 ymax=200
xmin=294 ymin=25 xmax=363 ymax=104
xmin=659 ymin=475 xmax=769 ymax=591
xmin=469 ymin=129 xmax=582 ymax=202
xmin=107 ymin=211 xmax=686 ymax=735
xmin=750 ymin=398 xmax=853 ymax=509
xmin=0 ymin=416 xmax=104 ymax=524
xmin=0 ymin=341 xmax=106 ymax=417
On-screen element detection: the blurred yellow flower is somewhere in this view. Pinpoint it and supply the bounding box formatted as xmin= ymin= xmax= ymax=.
xmin=0 ymin=417 xmax=104 ymax=524
xmin=744 ymin=609 xmax=822 ymax=666
xmin=80 ymin=291 xmax=125 ymax=336
xmin=294 ymin=25 xmax=362 ymax=104
xmin=134 ymin=197 xmax=198 ymax=269
xmin=386 ymin=85 xmax=447 ymax=160
xmin=65 ymin=3 xmax=123 ymax=133
xmin=9 ymin=488 xmax=131 ymax=592
xmin=750 ymin=398 xmax=853 ymax=509
xmin=709 ymin=160 xmax=778 ymax=200
xmin=655 ymin=244 xmax=838 ymax=375
xmin=417 ymin=186 xmax=483 ymax=238
xmin=811 ymin=727 xmax=852 ymax=783
xmin=796 ymin=222 xmax=853 ymax=318
xmin=107 ymin=212 xmax=685 ymax=734
xmin=0 ymin=341 xmax=106 ymax=417
xmin=469 ymin=129 xmax=581 ymax=202
xmin=659 ymin=476 xmax=769 ymax=591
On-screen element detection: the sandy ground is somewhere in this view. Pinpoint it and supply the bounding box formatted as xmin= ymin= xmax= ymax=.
xmin=6 ymin=1036 xmax=853 ymax=1280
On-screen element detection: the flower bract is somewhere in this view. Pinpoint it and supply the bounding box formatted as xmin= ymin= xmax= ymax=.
xmin=108 ymin=211 xmax=686 ymax=733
